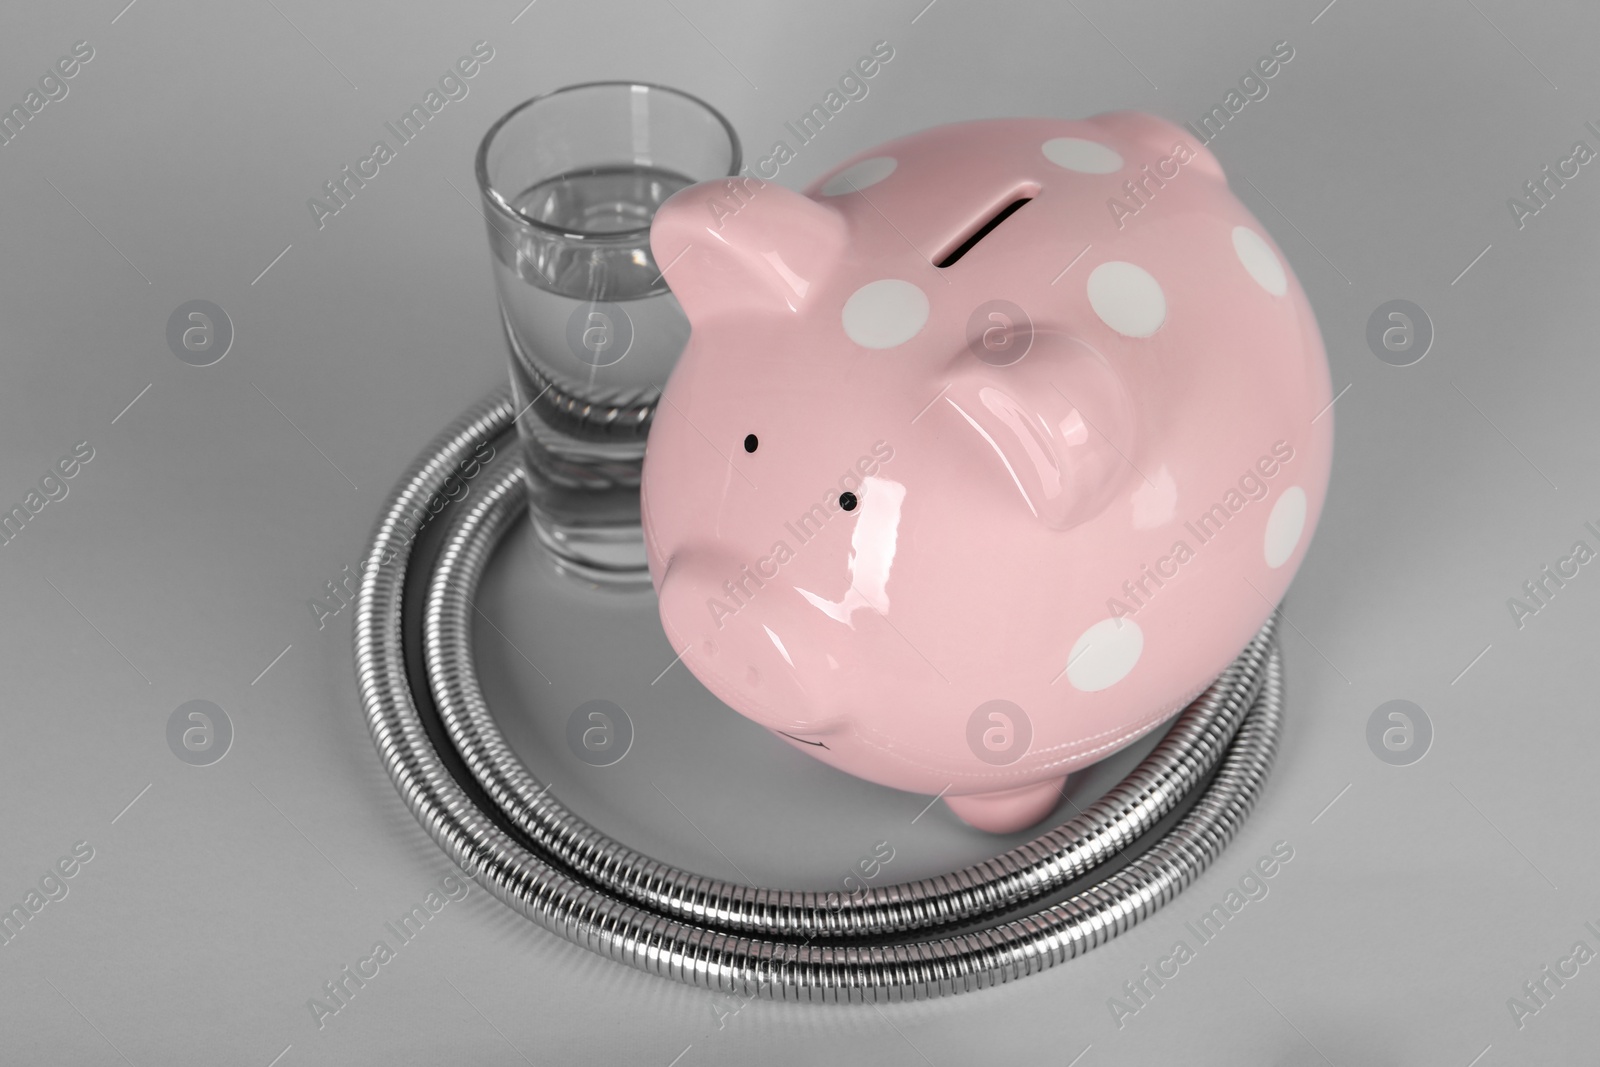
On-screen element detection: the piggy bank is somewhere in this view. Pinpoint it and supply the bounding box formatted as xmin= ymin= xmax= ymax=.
xmin=641 ymin=112 xmax=1331 ymax=832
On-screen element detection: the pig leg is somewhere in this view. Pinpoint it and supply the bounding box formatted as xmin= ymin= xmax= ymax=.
xmin=943 ymin=776 xmax=1067 ymax=834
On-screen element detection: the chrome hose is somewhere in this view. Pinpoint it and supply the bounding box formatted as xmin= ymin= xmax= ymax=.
xmin=354 ymin=385 xmax=1286 ymax=1001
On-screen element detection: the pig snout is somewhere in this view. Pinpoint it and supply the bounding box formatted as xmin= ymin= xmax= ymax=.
xmin=656 ymin=547 xmax=856 ymax=738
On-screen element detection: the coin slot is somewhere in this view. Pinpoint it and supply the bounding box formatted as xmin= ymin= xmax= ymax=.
xmin=936 ymin=190 xmax=1037 ymax=268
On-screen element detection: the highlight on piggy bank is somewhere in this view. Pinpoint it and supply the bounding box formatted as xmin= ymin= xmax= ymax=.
xmin=640 ymin=111 xmax=1332 ymax=833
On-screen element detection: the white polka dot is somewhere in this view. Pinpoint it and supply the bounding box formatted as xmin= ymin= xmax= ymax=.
xmin=842 ymin=279 xmax=928 ymax=349
xmin=820 ymin=156 xmax=897 ymax=196
xmin=1087 ymin=261 xmax=1166 ymax=338
xmin=1232 ymin=226 xmax=1287 ymax=296
xmin=1042 ymin=137 xmax=1123 ymax=174
xmin=1067 ymin=618 xmax=1144 ymax=692
xmin=1264 ymin=485 xmax=1307 ymax=568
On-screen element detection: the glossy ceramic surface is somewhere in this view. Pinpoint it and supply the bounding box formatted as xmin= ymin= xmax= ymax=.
xmin=641 ymin=112 xmax=1331 ymax=832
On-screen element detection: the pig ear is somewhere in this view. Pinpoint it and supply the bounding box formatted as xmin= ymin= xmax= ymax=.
xmin=940 ymin=337 xmax=1139 ymax=531
xmin=1089 ymin=110 xmax=1225 ymax=182
xmin=649 ymin=178 xmax=849 ymax=322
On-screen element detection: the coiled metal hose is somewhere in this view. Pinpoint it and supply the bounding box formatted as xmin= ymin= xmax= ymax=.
xmin=354 ymin=385 xmax=1286 ymax=1001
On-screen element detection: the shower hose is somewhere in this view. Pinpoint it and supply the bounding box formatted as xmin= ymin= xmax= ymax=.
xmin=352 ymin=385 xmax=1286 ymax=1002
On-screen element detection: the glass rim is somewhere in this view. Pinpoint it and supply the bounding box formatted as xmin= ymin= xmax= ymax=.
xmin=475 ymin=80 xmax=742 ymax=240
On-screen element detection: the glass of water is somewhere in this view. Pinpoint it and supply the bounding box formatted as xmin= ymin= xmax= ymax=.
xmin=476 ymin=82 xmax=740 ymax=584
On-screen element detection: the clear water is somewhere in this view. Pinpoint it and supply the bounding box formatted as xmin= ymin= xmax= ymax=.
xmin=516 ymin=166 xmax=692 ymax=249
xmin=493 ymin=165 xmax=696 ymax=403
xmin=489 ymin=165 xmax=699 ymax=584
xmin=509 ymin=165 xmax=696 ymax=299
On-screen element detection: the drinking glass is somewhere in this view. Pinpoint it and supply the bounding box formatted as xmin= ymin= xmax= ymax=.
xmin=476 ymin=82 xmax=740 ymax=583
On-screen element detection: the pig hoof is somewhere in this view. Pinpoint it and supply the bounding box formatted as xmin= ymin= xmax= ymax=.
xmin=943 ymin=777 xmax=1066 ymax=833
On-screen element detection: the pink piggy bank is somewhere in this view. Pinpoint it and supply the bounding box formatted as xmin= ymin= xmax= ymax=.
xmin=641 ymin=112 xmax=1332 ymax=833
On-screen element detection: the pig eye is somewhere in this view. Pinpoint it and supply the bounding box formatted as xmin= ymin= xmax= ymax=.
xmin=743 ymin=434 xmax=759 ymax=453
xmin=839 ymin=491 xmax=858 ymax=512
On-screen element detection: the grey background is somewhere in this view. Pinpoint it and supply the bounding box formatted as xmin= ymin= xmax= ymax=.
xmin=1 ymin=0 xmax=1596 ymax=1063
